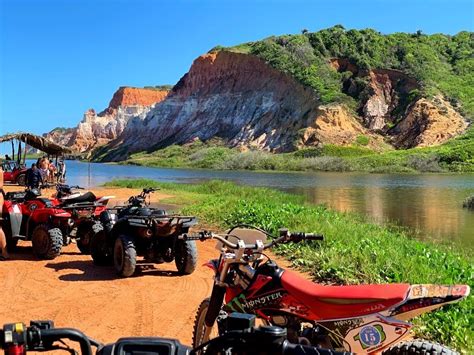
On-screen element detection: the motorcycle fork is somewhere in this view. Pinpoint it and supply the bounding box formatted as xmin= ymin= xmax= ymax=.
xmin=203 ymin=257 xmax=234 ymax=338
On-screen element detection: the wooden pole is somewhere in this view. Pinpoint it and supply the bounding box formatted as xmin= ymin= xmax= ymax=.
xmin=17 ymin=141 xmax=22 ymax=165
xmin=23 ymin=137 xmax=27 ymax=167
xmin=11 ymin=141 xmax=15 ymax=161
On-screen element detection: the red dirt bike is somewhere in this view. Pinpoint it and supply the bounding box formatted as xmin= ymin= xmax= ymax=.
xmin=2 ymin=185 xmax=113 ymax=259
xmin=187 ymin=226 xmax=470 ymax=354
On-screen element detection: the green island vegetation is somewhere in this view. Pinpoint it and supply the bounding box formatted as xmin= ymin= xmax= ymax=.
xmin=123 ymin=129 xmax=474 ymax=173
xmin=118 ymin=27 xmax=473 ymax=173
xmin=105 ymin=178 xmax=473 ymax=351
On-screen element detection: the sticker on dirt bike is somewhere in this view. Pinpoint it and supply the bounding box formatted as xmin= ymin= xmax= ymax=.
xmin=224 ymin=291 xmax=283 ymax=313
xmin=353 ymin=325 xmax=386 ymax=349
xmin=344 ymin=316 xmax=410 ymax=353
xmin=409 ymin=284 xmax=470 ymax=299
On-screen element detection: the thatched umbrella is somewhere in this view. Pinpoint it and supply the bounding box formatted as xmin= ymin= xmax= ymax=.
xmin=0 ymin=132 xmax=72 ymax=157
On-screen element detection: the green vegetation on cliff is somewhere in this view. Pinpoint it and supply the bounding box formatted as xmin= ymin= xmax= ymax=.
xmin=124 ymin=129 xmax=474 ymax=173
xmin=105 ymin=179 xmax=473 ymax=351
xmin=224 ymin=26 xmax=473 ymax=118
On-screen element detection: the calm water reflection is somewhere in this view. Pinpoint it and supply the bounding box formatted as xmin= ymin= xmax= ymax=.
xmin=46 ymin=160 xmax=474 ymax=248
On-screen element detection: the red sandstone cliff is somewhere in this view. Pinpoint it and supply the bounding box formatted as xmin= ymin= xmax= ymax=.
xmin=100 ymin=51 xmax=466 ymax=161
xmin=45 ymin=87 xmax=169 ymax=153
xmin=46 ymin=51 xmax=467 ymax=160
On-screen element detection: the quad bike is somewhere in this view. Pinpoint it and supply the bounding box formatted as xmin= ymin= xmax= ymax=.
xmin=89 ymin=188 xmax=198 ymax=277
xmin=187 ymin=226 xmax=470 ymax=354
xmin=1 ymin=185 xmax=113 ymax=259
xmin=1 ymin=161 xmax=27 ymax=186
xmin=0 ymin=315 xmax=352 ymax=354
xmin=52 ymin=184 xmax=114 ymax=254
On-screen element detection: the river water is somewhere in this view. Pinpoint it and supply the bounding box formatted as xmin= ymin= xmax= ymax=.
xmin=44 ymin=160 xmax=474 ymax=249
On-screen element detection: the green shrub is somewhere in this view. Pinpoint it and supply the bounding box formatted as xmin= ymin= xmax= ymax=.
xmin=463 ymin=195 xmax=474 ymax=209
xmin=355 ymin=135 xmax=370 ymax=146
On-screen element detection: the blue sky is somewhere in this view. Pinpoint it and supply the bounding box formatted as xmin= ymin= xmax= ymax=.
xmin=1 ymin=0 xmax=473 ymax=135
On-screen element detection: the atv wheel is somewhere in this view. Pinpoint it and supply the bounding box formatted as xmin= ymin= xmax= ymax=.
xmin=32 ymin=224 xmax=63 ymax=259
xmin=76 ymin=222 xmax=100 ymax=254
xmin=192 ymin=298 xmax=219 ymax=352
xmin=89 ymin=224 xmax=112 ymax=266
xmin=113 ymin=235 xmax=136 ymax=277
xmin=383 ymin=340 xmax=458 ymax=355
xmin=16 ymin=174 xmax=26 ymax=186
xmin=175 ymin=238 xmax=197 ymax=275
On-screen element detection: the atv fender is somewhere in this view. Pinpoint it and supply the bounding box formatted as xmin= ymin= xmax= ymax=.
xmin=7 ymin=204 xmax=22 ymax=237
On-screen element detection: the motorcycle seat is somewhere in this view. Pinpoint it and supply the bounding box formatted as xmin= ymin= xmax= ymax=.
xmin=61 ymin=191 xmax=97 ymax=205
xmin=281 ymin=270 xmax=410 ymax=320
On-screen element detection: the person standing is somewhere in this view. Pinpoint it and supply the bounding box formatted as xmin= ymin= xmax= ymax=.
xmin=0 ymin=165 xmax=9 ymax=260
xmin=26 ymin=163 xmax=43 ymax=189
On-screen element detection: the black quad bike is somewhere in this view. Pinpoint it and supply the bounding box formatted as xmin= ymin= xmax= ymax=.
xmin=89 ymin=188 xmax=198 ymax=277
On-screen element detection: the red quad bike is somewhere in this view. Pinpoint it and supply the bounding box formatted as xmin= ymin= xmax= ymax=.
xmin=53 ymin=184 xmax=115 ymax=254
xmin=2 ymin=185 xmax=113 ymax=259
xmin=2 ymin=161 xmax=27 ymax=186
xmin=187 ymin=226 xmax=470 ymax=354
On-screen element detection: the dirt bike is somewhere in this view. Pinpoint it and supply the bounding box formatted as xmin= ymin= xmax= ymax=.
xmin=0 ymin=314 xmax=352 ymax=354
xmin=89 ymin=187 xmax=198 ymax=277
xmin=186 ymin=226 xmax=470 ymax=354
xmin=1 ymin=184 xmax=113 ymax=259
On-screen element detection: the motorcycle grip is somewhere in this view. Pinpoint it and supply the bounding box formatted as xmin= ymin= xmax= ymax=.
xmin=304 ymin=233 xmax=324 ymax=241
xmin=178 ymin=233 xmax=206 ymax=241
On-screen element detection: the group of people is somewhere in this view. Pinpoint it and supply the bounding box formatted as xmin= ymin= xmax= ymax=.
xmin=26 ymin=157 xmax=66 ymax=189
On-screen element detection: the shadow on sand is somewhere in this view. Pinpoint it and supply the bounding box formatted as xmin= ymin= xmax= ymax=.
xmin=45 ymin=259 xmax=182 ymax=281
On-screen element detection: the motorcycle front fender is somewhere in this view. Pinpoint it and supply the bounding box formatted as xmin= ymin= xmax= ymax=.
xmin=203 ymin=259 xmax=219 ymax=273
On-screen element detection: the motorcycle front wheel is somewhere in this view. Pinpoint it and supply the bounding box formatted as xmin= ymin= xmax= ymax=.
xmin=192 ymin=298 xmax=219 ymax=352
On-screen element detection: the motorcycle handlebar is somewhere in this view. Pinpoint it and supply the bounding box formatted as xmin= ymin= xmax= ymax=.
xmin=180 ymin=229 xmax=324 ymax=250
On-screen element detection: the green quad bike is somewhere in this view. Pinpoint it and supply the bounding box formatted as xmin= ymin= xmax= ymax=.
xmin=89 ymin=188 xmax=198 ymax=277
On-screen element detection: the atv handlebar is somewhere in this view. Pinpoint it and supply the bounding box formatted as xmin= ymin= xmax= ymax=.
xmin=0 ymin=321 xmax=98 ymax=355
xmin=0 ymin=320 xmax=350 ymax=355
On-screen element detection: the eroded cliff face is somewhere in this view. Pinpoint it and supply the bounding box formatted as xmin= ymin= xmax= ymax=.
xmin=43 ymin=127 xmax=75 ymax=147
xmin=103 ymin=51 xmax=322 ymax=159
xmin=45 ymin=87 xmax=169 ymax=153
xmin=49 ymin=51 xmax=467 ymax=160
xmin=392 ymin=96 xmax=468 ymax=148
xmin=300 ymin=105 xmax=385 ymax=149
xmin=99 ymin=51 xmax=467 ymax=161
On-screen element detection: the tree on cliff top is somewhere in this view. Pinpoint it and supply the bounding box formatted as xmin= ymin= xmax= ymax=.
xmin=225 ymin=26 xmax=473 ymax=118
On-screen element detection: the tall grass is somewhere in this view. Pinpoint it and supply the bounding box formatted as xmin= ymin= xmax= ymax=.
xmin=105 ymin=179 xmax=473 ymax=351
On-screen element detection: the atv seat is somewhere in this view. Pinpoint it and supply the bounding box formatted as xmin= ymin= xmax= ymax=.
xmin=5 ymin=191 xmax=27 ymax=201
xmin=61 ymin=191 xmax=97 ymax=205
xmin=281 ymin=270 xmax=410 ymax=320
